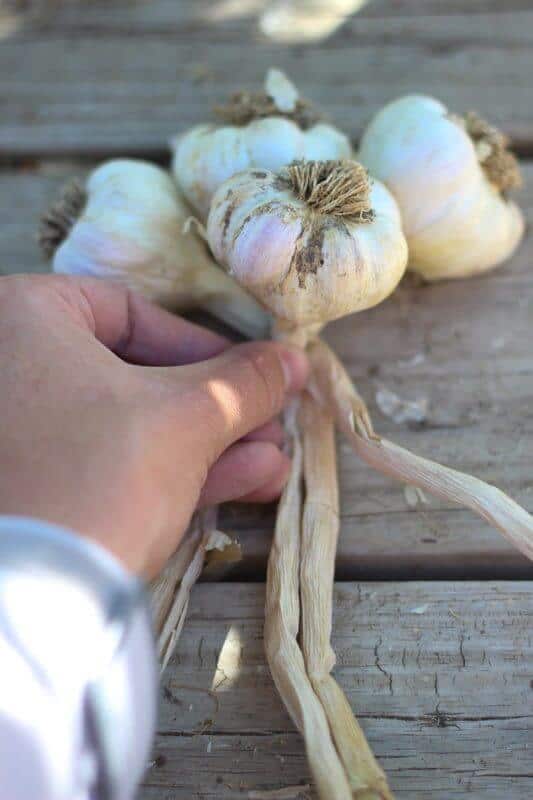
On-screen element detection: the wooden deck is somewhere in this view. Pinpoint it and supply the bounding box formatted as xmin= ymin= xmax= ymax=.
xmin=1 ymin=1 xmax=532 ymax=797
xmin=146 ymin=582 xmax=532 ymax=800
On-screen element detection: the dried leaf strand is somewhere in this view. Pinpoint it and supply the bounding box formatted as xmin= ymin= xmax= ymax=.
xmin=158 ymin=539 xmax=205 ymax=672
xmin=151 ymin=519 xmax=202 ymax=635
xmin=300 ymin=395 xmax=393 ymax=800
xmin=309 ymin=338 xmax=533 ymax=562
xmin=157 ymin=508 xmax=218 ymax=672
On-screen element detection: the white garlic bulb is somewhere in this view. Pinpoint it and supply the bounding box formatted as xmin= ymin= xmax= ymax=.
xmin=171 ymin=69 xmax=353 ymax=220
xmin=207 ymin=160 xmax=408 ymax=332
xmin=40 ymin=159 xmax=269 ymax=338
xmin=358 ymin=95 xmax=524 ymax=281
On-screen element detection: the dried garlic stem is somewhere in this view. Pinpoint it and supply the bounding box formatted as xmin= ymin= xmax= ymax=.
xmin=158 ymin=508 xmax=218 ymax=672
xmin=300 ymin=395 xmax=392 ymax=800
xmin=264 ymin=402 xmax=352 ymax=800
xmin=151 ymin=519 xmax=202 ymax=635
xmin=309 ymin=339 xmax=533 ymax=562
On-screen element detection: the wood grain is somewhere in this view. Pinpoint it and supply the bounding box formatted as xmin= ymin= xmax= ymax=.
xmin=142 ymin=581 xmax=533 ymax=799
xmin=1 ymin=161 xmax=532 ymax=577
xmin=1 ymin=3 xmax=533 ymax=155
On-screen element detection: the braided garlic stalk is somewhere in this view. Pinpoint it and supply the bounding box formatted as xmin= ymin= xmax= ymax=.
xmin=207 ymin=159 xmax=533 ymax=798
xmin=208 ymin=159 xmax=406 ymax=798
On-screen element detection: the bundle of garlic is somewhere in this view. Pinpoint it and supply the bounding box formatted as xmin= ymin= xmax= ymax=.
xmin=207 ymin=158 xmax=533 ymax=799
xmin=358 ymin=95 xmax=524 ymax=281
xmin=39 ymin=159 xmax=269 ymax=339
xmin=171 ymin=68 xmax=353 ymax=219
xmin=38 ymin=75 xmax=530 ymax=797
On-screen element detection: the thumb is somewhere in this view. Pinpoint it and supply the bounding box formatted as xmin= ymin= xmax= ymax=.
xmin=166 ymin=341 xmax=309 ymax=459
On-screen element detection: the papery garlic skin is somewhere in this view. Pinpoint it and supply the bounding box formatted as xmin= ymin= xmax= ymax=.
xmin=171 ymin=71 xmax=352 ymax=220
xmin=174 ymin=122 xmax=352 ymax=221
xmin=207 ymin=165 xmax=408 ymax=329
xmin=50 ymin=159 xmax=269 ymax=338
xmin=358 ymin=95 xmax=524 ymax=281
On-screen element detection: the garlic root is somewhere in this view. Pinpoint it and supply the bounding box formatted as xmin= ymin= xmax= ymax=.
xmin=457 ymin=111 xmax=522 ymax=194
xmin=288 ymin=160 xmax=374 ymax=222
xmin=264 ymin=402 xmax=353 ymax=800
xmin=39 ymin=179 xmax=87 ymax=260
xmin=309 ymin=339 xmax=533 ymax=562
xmin=300 ymin=394 xmax=392 ymax=800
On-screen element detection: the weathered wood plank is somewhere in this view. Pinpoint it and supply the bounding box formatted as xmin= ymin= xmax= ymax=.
xmin=1 ymin=5 xmax=533 ymax=154
xmin=1 ymin=162 xmax=533 ymax=577
xmin=15 ymin=2 xmax=533 ymax=34
xmin=13 ymin=0 xmax=533 ymax=32
xmin=142 ymin=582 xmax=533 ymax=799
xmin=142 ymin=724 xmax=533 ymax=800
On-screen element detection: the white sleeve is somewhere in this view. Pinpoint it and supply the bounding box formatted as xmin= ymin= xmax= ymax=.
xmin=0 ymin=517 xmax=157 ymax=800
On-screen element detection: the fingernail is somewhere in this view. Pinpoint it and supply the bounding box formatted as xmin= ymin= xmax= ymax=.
xmin=278 ymin=345 xmax=309 ymax=394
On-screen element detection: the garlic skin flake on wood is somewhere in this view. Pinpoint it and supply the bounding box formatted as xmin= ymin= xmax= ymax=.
xmin=40 ymin=159 xmax=269 ymax=339
xmin=171 ymin=69 xmax=353 ymax=219
xmin=358 ymin=95 xmax=524 ymax=281
xmin=207 ymin=160 xmax=408 ymax=330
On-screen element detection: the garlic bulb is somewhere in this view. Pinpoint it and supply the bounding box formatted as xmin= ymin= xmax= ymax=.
xmin=171 ymin=69 xmax=353 ymax=219
xmin=358 ymin=95 xmax=524 ymax=281
xmin=40 ymin=159 xmax=269 ymax=338
xmin=207 ymin=160 xmax=408 ymax=332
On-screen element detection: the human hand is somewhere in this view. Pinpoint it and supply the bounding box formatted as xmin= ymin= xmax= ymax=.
xmin=0 ymin=275 xmax=308 ymax=577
